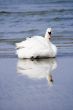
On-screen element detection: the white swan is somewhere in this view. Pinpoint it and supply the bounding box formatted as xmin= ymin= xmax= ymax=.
xmin=17 ymin=58 xmax=57 ymax=86
xmin=16 ymin=28 xmax=57 ymax=59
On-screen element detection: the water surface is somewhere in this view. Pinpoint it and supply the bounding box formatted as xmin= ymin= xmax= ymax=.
xmin=0 ymin=0 xmax=73 ymax=110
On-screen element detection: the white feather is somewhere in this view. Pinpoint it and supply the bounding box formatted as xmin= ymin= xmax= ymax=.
xmin=16 ymin=28 xmax=57 ymax=58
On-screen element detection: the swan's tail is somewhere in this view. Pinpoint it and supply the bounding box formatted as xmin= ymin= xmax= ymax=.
xmin=15 ymin=42 xmax=24 ymax=49
xmin=15 ymin=43 xmax=20 ymax=49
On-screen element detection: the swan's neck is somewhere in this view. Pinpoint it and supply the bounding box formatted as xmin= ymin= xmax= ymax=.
xmin=45 ymin=32 xmax=51 ymax=42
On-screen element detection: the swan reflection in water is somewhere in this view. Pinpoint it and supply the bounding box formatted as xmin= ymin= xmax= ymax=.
xmin=17 ymin=58 xmax=57 ymax=86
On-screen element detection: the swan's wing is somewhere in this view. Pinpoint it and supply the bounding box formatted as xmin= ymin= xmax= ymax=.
xmin=15 ymin=38 xmax=32 ymax=49
xmin=15 ymin=36 xmax=45 ymax=49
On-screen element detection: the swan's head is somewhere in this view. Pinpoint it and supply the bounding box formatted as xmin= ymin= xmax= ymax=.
xmin=45 ymin=28 xmax=52 ymax=40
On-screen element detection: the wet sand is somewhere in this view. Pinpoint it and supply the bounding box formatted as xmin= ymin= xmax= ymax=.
xmin=0 ymin=56 xmax=73 ymax=110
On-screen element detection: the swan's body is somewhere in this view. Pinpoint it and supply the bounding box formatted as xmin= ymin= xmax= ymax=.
xmin=16 ymin=28 xmax=57 ymax=59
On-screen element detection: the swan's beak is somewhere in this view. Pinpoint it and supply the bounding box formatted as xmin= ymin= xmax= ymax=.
xmin=48 ymin=32 xmax=51 ymax=39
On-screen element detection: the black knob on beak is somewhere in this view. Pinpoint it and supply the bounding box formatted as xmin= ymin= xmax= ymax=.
xmin=48 ymin=32 xmax=51 ymax=35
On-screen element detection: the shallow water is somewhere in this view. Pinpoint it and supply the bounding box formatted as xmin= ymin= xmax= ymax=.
xmin=0 ymin=57 xmax=73 ymax=110
xmin=0 ymin=0 xmax=73 ymax=110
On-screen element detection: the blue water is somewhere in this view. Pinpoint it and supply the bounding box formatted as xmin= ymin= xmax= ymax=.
xmin=0 ymin=1 xmax=73 ymax=110
xmin=0 ymin=0 xmax=73 ymax=58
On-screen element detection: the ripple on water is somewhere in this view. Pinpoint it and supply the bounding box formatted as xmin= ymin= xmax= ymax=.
xmin=0 ymin=2 xmax=73 ymax=58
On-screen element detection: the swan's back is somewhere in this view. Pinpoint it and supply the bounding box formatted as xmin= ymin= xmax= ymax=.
xmin=16 ymin=36 xmax=49 ymax=49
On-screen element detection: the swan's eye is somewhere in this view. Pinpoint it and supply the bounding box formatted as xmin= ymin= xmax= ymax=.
xmin=48 ymin=32 xmax=51 ymax=35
